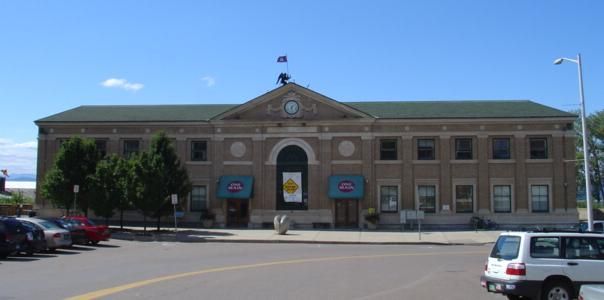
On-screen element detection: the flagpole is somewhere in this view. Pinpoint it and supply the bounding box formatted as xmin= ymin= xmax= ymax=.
xmin=286 ymin=53 xmax=289 ymax=75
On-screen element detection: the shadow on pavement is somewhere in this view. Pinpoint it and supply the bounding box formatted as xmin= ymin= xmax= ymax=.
xmin=1 ymin=257 xmax=40 ymax=262
xmin=93 ymin=243 xmax=120 ymax=248
xmin=178 ymin=230 xmax=234 ymax=237
xmin=69 ymin=245 xmax=96 ymax=251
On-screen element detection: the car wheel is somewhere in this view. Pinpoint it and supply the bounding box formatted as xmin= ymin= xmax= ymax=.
xmin=542 ymin=280 xmax=573 ymax=300
xmin=90 ymin=240 xmax=99 ymax=245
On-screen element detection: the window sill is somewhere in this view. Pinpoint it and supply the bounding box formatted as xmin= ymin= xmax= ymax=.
xmin=412 ymin=160 xmax=441 ymax=164
xmin=525 ymin=159 xmax=553 ymax=163
xmin=186 ymin=161 xmax=212 ymax=165
xmin=374 ymin=160 xmax=403 ymax=164
xmin=488 ymin=159 xmax=516 ymax=164
xmin=450 ymin=159 xmax=478 ymax=164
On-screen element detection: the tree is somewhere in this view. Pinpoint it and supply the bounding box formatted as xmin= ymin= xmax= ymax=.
xmin=131 ymin=132 xmax=191 ymax=231
xmin=90 ymin=154 xmax=128 ymax=225
xmin=574 ymin=109 xmax=604 ymax=203
xmin=41 ymin=137 xmax=100 ymax=215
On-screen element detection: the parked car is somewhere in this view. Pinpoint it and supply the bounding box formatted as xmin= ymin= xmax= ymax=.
xmin=481 ymin=231 xmax=604 ymax=300
xmin=45 ymin=218 xmax=88 ymax=245
xmin=0 ymin=220 xmax=17 ymax=258
xmin=579 ymin=284 xmax=604 ymax=300
xmin=578 ymin=221 xmax=604 ymax=233
xmin=16 ymin=217 xmax=72 ymax=251
xmin=0 ymin=217 xmax=33 ymax=256
xmin=64 ymin=216 xmax=110 ymax=245
xmin=16 ymin=219 xmax=47 ymax=254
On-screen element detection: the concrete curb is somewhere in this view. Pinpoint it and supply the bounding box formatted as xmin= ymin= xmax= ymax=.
xmin=109 ymin=231 xmax=492 ymax=246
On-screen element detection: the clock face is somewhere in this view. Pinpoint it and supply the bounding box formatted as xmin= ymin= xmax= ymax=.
xmin=284 ymin=100 xmax=299 ymax=115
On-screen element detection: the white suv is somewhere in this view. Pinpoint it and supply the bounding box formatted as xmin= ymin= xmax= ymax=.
xmin=481 ymin=231 xmax=604 ymax=300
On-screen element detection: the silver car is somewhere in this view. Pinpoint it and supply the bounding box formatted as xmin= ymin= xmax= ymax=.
xmin=17 ymin=217 xmax=71 ymax=250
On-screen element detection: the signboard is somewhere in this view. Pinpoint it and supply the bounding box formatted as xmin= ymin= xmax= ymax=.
xmin=73 ymin=185 xmax=79 ymax=193
xmin=171 ymin=194 xmax=178 ymax=205
xmin=282 ymin=172 xmax=302 ymax=203
xmin=337 ymin=180 xmax=355 ymax=193
xmin=227 ymin=181 xmax=244 ymax=193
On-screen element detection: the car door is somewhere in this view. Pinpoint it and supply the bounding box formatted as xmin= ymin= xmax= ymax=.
xmin=562 ymin=236 xmax=604 ymax=284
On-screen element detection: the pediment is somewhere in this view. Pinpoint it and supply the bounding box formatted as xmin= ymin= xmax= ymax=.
xmin=214 ymin=83 xmax=372 ymax=122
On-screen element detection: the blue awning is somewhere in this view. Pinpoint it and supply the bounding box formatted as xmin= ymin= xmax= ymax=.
xmin=217 ymin=176 xmax=254 ymax=199
xmin=328 ymin=175 xmax=364 ymax=199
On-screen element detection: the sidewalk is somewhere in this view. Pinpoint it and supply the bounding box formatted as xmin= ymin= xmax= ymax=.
xmin=110 ymin=226 xmax=502 ymax=245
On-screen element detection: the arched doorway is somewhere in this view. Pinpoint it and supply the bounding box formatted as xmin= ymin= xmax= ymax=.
xmin=276 ymin=145 xmax=308 ymax=210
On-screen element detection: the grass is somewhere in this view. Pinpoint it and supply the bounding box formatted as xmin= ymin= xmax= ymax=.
xmin=576 ymin=201 xmax=604 ymax=209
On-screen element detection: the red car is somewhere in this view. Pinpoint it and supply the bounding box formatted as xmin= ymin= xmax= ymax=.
xmin=63 ymin=216 xmax=110 ymax=245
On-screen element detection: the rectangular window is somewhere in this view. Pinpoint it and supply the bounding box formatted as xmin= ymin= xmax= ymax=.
xmin=490 ymin=236 xmax=521 ymax=260
xmin=123 ymin=140 xmax=140 ymax=157
xmin=417 ymin=139 xmax=435 ymax=160
xmin=455 ymin=138 xmax=473 ymax=160
xmin=455 ymin=185 xmax=473 ymax=213
xmin=529 ymin=138 xmax=548 ymax=159
xmin=380 ymin=139 xmax=397 ymax=160
xmin=564 ymin=237 xmax=604 ymax=260
xmin=531 ymin=185 xmax=549 ymax=212
xmin=418 ymin=185 xmax=436 ymax=213
xmin=380 ymin=186 xmax=398 ymax=212
xmin=191 ymin=141 xmax=208 ymax=161
xmin=531 ymin=237 xmax=560 ymax=258
xmin=95 ymin=140 xmax=107 ymax=157
xmin=190 ymin=186 xmax=207 ymax=212
xmin=493 ymin=185 xmax=512 ymax=213
xmin=492 ymin=138 xmax=511 ymax=159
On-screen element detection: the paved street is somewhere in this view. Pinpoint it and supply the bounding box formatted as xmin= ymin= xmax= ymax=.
xmin=0 ymin=240 xmax=505 ymax=300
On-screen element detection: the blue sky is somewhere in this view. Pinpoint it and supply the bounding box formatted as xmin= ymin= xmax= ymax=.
xmin=1 ymin=0 xmax=603 ymax=175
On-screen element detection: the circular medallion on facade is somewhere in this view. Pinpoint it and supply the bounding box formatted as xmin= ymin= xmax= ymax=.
xmin=230 ymin=141 xmax=246 ymax=158
xmin=227 ymin=181 xmax=244 ymax=193
xmin=338 ymin=140 xmax=355 ymax=157
xmin=338 ymin=180 xmax=355 ymax=193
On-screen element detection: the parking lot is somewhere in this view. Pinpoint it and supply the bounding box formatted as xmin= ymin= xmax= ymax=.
xmin=0 ymin=239 xmax=504 ymax=300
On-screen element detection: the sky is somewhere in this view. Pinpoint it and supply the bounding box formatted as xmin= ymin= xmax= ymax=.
xmin=1 ymin=0 xmax=603 ymax=175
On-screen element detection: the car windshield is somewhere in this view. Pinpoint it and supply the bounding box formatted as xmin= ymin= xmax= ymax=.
xmin=490 ymin=235 xmax=521 ymax=260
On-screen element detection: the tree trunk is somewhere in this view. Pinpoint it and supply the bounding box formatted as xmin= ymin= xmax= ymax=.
xmin=156 ymin=215 xmax=161 ymax=232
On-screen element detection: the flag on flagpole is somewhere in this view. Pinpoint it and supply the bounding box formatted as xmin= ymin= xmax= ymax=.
xmin=277 ymin=56 xmax=287 ymax=63
xmin=1 ymin=169 xmax=8 ymax=177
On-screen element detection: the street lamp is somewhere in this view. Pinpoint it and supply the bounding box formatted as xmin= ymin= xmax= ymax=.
xmin=554 ymin=54 xmax=593 ymax=231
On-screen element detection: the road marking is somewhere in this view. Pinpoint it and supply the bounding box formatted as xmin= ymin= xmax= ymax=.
xmin=66 ymin=250 xmax=486 ymax=300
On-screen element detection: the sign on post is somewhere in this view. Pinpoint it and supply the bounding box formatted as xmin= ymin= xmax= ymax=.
xmin=171 ymin=194 xmax=178 ymax=232
xmin=73 ymin=185 xmax=79 ymax=193
xmin=171 ymin=194 xmax=178 ymax=205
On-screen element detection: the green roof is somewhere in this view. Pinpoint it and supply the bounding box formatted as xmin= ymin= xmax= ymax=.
xmin=36 ymin=104 xmax=236 ymax=123
xmin=36 ymin=100 xmax=574 ymax=123
xmin=343 ymin=100 xmax=576 ymax=119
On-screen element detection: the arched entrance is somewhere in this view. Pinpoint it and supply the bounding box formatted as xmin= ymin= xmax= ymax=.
xmin=276 ymin=145 xmax=308 ymax=210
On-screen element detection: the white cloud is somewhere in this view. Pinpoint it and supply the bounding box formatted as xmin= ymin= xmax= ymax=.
xmin=101 ymin=78 xmax=144 ymax=91
xmin=201 ymin=76 xmax=216 ymax=87
xmin=0 ymin=138 xmax=37 ymax=174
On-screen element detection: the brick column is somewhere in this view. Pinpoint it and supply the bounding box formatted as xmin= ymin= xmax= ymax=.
xmin=402 ymin=136 xmax=414 ymax=210
xmin=362 ymin=137 xmax=374 ymax=209
xmin=514 ymin=133 xmax=528 ymax=213
xmin=439 ymin=136 xmax=451 ymax=213
xmin=552 ymin=134 xmax=565 ymax=212
xmin=252 ymin=137 xmax=264 ymax=210
xmin=477 ymin=135 xmax=490 ymax=214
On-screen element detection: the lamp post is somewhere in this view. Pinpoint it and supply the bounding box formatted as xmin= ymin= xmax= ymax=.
xmin=554 ymin=54 xmax=593 ymax=231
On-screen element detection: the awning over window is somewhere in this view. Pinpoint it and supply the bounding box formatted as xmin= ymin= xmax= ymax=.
xmin=328 ymin=175 xmax=364 ymax=199
xmin=217 ymin=176 xmax=254 ymax=199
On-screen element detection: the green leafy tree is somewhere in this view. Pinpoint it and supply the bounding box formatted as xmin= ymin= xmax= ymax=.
xmin=131 ymin=132 xmax=191 ymax=231
xmin=41 ymin=137 xmax=100 ymax=215
xmin=574 ymin=109 xmax=604 ymax=203
xmin=90 ymin=154 xmax=128 ymax=225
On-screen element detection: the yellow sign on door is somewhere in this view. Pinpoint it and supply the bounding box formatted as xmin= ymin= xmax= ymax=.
xmin=283 ymin=178 xmax=299 ymax=194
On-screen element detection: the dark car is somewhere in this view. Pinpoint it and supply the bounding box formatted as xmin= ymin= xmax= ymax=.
xmin=45 ymin=218 xmax=88 ymax=245
xmin=17 ymin=219 xmax=47 ymax=253
xmin=0 ymin=221 xmax=17 ymax=258
xmin=0 ymin=217 xmax=32 ymax=256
